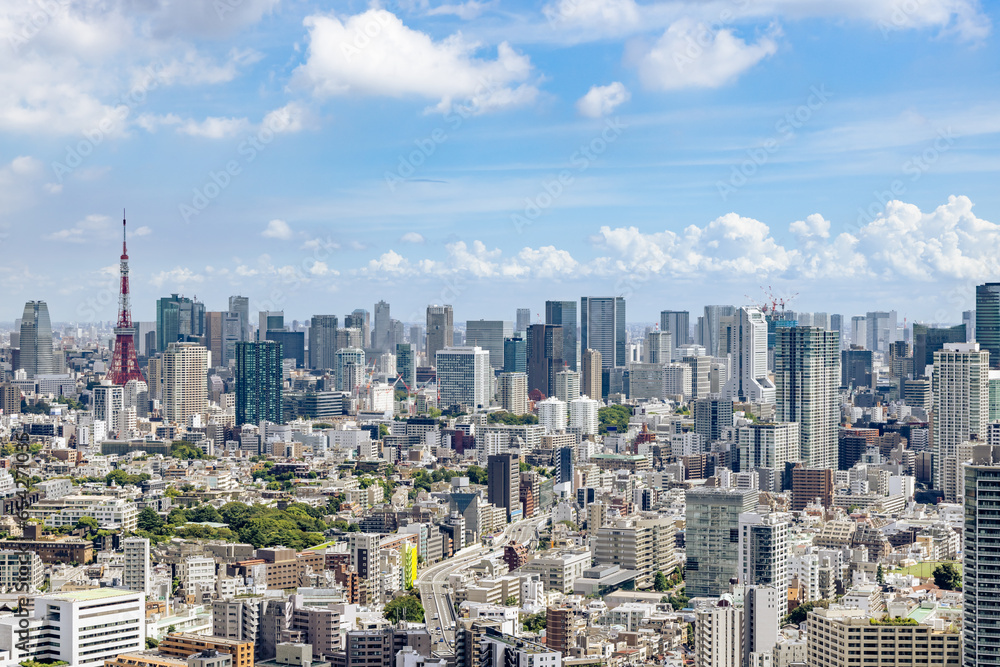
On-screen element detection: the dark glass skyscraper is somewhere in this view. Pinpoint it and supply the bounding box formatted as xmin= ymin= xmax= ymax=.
xmin=19 ymin=301 xmax=54 ymax=378
xmin=236 ymin=341 xmax=283 ymax=426
xmin=913 ymin=323 xmax=966 ymax=376
xmin=977 ymin=283 xmax=1000 ymax=369
xmin=526 ymin=324 xmax=563 ymax=397
xmin=396 ymin=343 xmax=416 ymax=388
xmin=580 ymin=296 xmax=625 ymax=368
xmin=156 ymin=294 xmax=205 ymax=352
xmin=545 ymin=300 xmax=578 ymax=370
xmin=503 ymin=336 xmax=527 ymax=374
xmin=308 ymin=315 xmax=339 ymax=370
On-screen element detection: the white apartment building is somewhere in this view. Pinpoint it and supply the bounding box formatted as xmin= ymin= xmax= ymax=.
xmin=519 ymin=548 xmax=591 ymax=594
xmin=499 ymin=372 xmax=528 ymax=416
xmin=933 ymin=342 xmax=989 ymax=502
xmin=436 ymin=346 xmax=491 ymax=411
xmin=0 ymin=550 xmax=43 ymax=593
xmin=569 ymin=396 xmax=599 ymax=436
xmin=0 ymin=589 xmax=145 ymax=666
xmin=123 ymin=537 xmax=152 ymax=597
xmin=162 ymin=342 xmax=209 ymax=426
xmin=26 ymin=494 xmax=138 ymax=532
xmin=538 ymin=397 xmax=567 ymax=434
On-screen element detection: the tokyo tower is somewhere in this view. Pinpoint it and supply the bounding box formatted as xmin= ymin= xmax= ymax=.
xmin=106 ymin=214 xmax=146 ymax=384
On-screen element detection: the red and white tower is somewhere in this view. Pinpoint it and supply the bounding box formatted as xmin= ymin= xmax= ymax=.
xmin=107 ymin=214 xmax=145 ymax=384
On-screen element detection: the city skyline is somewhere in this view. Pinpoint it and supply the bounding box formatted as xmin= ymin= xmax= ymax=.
xmin=1 ymin=2 xmax=999 ymax=321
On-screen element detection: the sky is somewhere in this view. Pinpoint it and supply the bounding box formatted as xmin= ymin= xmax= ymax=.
xmin=3 ymin=0 xmax=1000 ymax=327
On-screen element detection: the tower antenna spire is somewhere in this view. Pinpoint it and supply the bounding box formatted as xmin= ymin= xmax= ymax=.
xmin=107 ymin=208 xmax=145 ymax=386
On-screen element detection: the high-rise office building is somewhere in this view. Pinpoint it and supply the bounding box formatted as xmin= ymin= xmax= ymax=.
xmin=345 ymin=310 xmax=370 ymax=349
xmin=685 ymin=487 xmax=757 ymax=597
xmin=161 ymin=342 xmax=208 ymax=425
xmin=515 ymin=308 xmax=531 ymax=333
xmin=94 ymin=383 xmax=125 ymax=438
xmin=503 ymin=336 xmax=526 ymax=374
xmin=436 ymin=346 xmax=491 ymax=410
xmin=965 ymin=309 xmax=977 ymax=343
xmin=934 ymin=342 xmax=989 ymax=502
xmin=694 ymin=397 xmax=734 ymax=443
xmin=913 ymin=323 xmax=966 ymax=377
xmin=308 ymin=315 xmax=339 ymax=370
xmin=258 ymin=311 xmax=284 ymax=341
xmin=236 ymin=341 xmax=283 ymax=426
xmin=554 ymin=369 xmax=580 ymax=403
xmin=373 ymin=300 xmax=391 ymax=351
xmin=850 ymin=315 xmax=866 ymax=348
xmin=18 ymin=301 xmax=54 ymax=378
xmin=426 ymin=305 xmax=454 ymax=362
xmin=487 ymin=453 xmax=520 ymax=521
xmin=841 ymin=346 xmax=874 ymax=390
xmin=228 ymin=295 xmax=250 ymax=341
xmin=964 ymin=445 xmax=1000 ymax=667
xmin=265 ymin=330 xmax=305 ymax=368
xmin=581 ymin=297 xmax=625 ymax=368
xmin=465 ymin=320 xmax=513 ymax=370
xmin=335 ymin=327 xmax=364 ymax=351
xmin=721 ymin=306 xmax=775 ymax=403
xmin=865 ymin=310 xmax=897 ymax=353
xmin=775 ymin=327 xmax=840 ymax=470
xmin=205 ymin=311 xmax=241 ymax=368
xmin=646 ymin=330 xmax=672 ymax=364
xmin=700 ymin=305 xmax=736 ymax=357
xmin=498 ymin=372 xmax=528 ymax=415
xmin=545 ymin=301 xmax=578 ymax=370
xmin=396 ymin=343 xmax=416 ymax=388
xmin=335 ymin=347 xmax=365 ymax=393
xmin=123 ymin=536 xmax=152 ymax=597
xmin=978 ymin=283 xmax=1000 ymax=369
xmin=594 ymin=516 xmax=678 ymax=589
xmin=582 ymin=348 xmax=602 ymax=400
xmin=156 ymin=294 xmax=205 ymax=351
xmin=527 ymin=324 xmax=564 ymax=397
xmin=660 ymin=310 xmax=690 ymax=361
xmin=557 ymin=446 xmax=574 ymax=484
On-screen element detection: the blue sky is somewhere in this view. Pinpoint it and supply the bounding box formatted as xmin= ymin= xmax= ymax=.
xmin=2 ymin=0 xmax=1000 ymax=327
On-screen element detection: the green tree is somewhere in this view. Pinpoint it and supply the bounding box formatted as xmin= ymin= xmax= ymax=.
xmin=137 ymin=507 xmax=165 ymax=532
xmin=467 ymin=465 xmax=488 ymax=485
xmin=522 ymin=612 xmax=546 ymax=632
xmin=877 ymin=564 xmax=885 ymax=585
xmin=74 ymin=516 xmax=99 ymax=533
xmin=167 ymin=624 xmax=176 ymax=633
xmin=653 ymin=571 xmax=669 ymax=592
xmin=598 ymin=405 xmax=632 ymax=435
xmin=504 ymin=596 xmax=518 ymax=606
xmin=783 ymin=599 xmax=830 ymax=626
xmin=189 ymin=504 xmax=223 ymax=523
xmin=384 ymin=595 xmax=424 ymax=622
xmin=146 ymin=637 xmax=160 ymax=649
xmin=379 ymin=424 xmax=390 ymax=438
xmin=933 ymin=563 xmax=962 ymax=591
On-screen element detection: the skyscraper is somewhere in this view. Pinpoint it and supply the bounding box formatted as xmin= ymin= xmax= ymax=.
xmin=396 ymin=343 xmax=416 ymax=388
xmin=235 ymin=341 xmax=283 ymax=426
xmin=660 ymin=310 xmax=690 ymax=361
xmin=865 ymin=310 xmax=898 ymax=353
xmin=685 ymin=487 xmax=757 ymax=597
xmin=721 ymin=306 xmax=775 ymax=402
xmin=335 ymin=347 xmax=365 ymax=393
xmin=913 ymin=323 xmax=966 ymax=376
xmin=933 ymin=342 xmax=989 ymax=502
xmin=308 ymin=315 xmax=339 ymax=370
xmin=258 ymin=310 xmax=283 ymax=340
xmin=487 ymin=453 xmax=520 ymax=521
xmin=738 ymin=512 xmax=789 ymax=587
xmin=228 ymin=295 xmax=250 ymax=342
xmin=580 ymin=297 xmax=625 ymax=368
xmin=18 ymin=301 xmax=54 ymax=378
xmin=373 ymin=300 xmax=391 ymax=351
xmin=156 ymin=294 xmax=204 ymax=351
xmin=498 ymin=372 xmax=528 ymax=415
xmin=545 ymin=301 xmax=578 ymax=371
xmin=205 ymin=311 xmax=241 ymax=368
xmin=161 ymin=342 xmax=209 ymax=425
xmin=582 ymin=348 xmax=602 ymax=400
xmin=503 ymin=336 xmax=526 ymax=374
xmin=964 ymin=445 xmax=1000 ymax=667
xmin=976 ymin=283 xmax=1000 ymax=369
xmin=701 ymin=305 xmax=736 ymax=357
xmin=526 ymin=324 xmax=564 ymax=397
xmin=345 ymin=309 xmax=370 ymax=349
xmin=436 ymin=346 xmax=491 ymax=410
xmin=515 ymin=308 xmax=531 ymax=333
xmin=465 ymin=320 xmax=513 ymax=370
xmin=426 ymin=305 xmax=454 ymax=362
xmin=645 ymin=330 xmax=671 ymax=364
xmin=775 ymin=327 xmax=840 ymax=470
xmin=738 ymin=422 xmax=800 ymax=490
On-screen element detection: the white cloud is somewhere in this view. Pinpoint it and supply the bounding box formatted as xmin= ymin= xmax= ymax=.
xmin=543 ymin=0 xmax=640 ymax=32
xmin=634 ymin=20 xmax=778 ymax=91
xmin=576 ymin=82 xmax=630 ymax=118
xmin=178 ymin=116 xmax=252 ymax=139
xmin=427 ymin=0 xmax=493 ymax=20
xmin=401 ymin=232 xmax=426 ymax=244
xmin=262 ymin=219 xmax=294 ymax=240
xmin=44 ymin=214 xmax=114 ymax=243
xmin=294 ymin=9 xmax=539 ymax=114
xmin=43 ymin=183 xmax=63 ymax=194
xmin=150 ymin=266 xmax=204 ymax=288
xmin=131 ymin=226 xmax=152 ymax=237
xmin=789 ymin=213 xmax=831 ymax=240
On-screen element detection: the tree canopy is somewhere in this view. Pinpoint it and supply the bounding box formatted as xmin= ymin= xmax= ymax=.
xmin=598 ymin=405 xmax=632 ymax=435
xmin=384 ymin=595 xmax=424 ymax=622
xmin=933 ymin=563 xmax=962 ymax=591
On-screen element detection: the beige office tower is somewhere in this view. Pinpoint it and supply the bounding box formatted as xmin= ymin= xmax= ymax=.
xmin=162 ymin=342 xmax=209 ymax=425
xmin=582 ymin=348 xmax=602 ymax=401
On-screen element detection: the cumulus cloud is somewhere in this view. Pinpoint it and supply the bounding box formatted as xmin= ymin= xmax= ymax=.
xmin=293 ymin=9 xmax=539 ymax=114
xmin=790 ymin=213 xmax=831 ymax=240
xmin=178 ymin=116 xmax=252 ymax=139
xmin=150 ymin=266 xmax=204 ymax=288
xmin=262 ymin=219 xmax=294 ymax=240
xmin=427 ymin=0 xmax=493 ymax=20
xmin=401 ymin=232 xmax=426 ymax=244
xmin=44 ymin=214 xmax=115 ymax=243
xmin=543 ymin=0 xmax=641 ymax=31
xmin=634 ymin=20 xmax=778 ymax=91
xmin=576 ymin=82 xmax=630 ymax=118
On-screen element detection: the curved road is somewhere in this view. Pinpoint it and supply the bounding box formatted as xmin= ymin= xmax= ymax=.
xmin=417 ymin=512 xmax=550 ymax=653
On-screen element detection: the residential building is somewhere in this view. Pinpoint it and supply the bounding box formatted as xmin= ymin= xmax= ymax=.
xmin=569 ymin=395 xmax=599 ymax=436
xmin=934 ymin=342 xmax=989 ymax=501
xmin=964 ymin=444 xmax=1000 ymax=667
xmin=162 ymin=341 xmax=209 ymax=425
xmin=520 ymin=548 xmax=591 ymax=594
xmin=397 ymin=342 xmax=416 ymax=388
xmin=581 ymin=348 xmax=602 ymax=400
xmin=480 ymin=628 xmax=562 ymax=667
xmin=335 ymin=347 xmax=365 ymax=393
xmin=685 ymin=487 xmax=757 ymax=597
xmin=123 ymin=536 xmax=152 ymax=597
xmin=695 ymin=602 xmax=742 ymax=667
xmin=738 ymin=422 xmax=800 ymax=491
xmin=738 ymin=512 xmax=788 ymax=587
xmin=159 ymin=633 xmax=254 ymax=667
xmin=235 ymin=341 xmax=283 ymax=426
xmin=722 ymin=307 xmax=775 ymax=403
xmin=775 ymin=326 xmax=840 ymax=470
xmin=594 ymin=516 xmax=678 ymax=589
xmin=498 ymin=372 xmax=528 ymax=415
